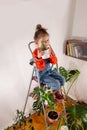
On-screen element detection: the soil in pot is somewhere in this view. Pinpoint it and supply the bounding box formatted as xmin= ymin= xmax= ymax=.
xmin=47 ymin=110 xmax=58 ymax=126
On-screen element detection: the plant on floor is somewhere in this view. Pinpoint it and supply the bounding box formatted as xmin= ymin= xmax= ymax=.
xmin=47 ymin=110 xmax=59 ymax=127
xmin=32 ymin=86 xmax=57 ymax=128
xmin=32 ymin=86 xmax=55 ymax=115
xmin=66 ymin=103 xmax=87 ymax=130
xmin=47 ymin=102 xmax=87 ymax=130
xmin=13 ymin=109 xmax=26 ymax=129
xmin=5 ymin=87 xmax=54 ymax=130
xmin=4 ymin=110 xmax=26 ymax=130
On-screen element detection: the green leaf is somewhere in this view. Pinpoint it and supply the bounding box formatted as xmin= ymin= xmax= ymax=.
xmin=66 ymin=104 xmax=87 ymax=129
xmin=32 ymin=87 xmax=55 ymax=114
xmin=46 ymin=126 xmax=55 ymax=130
xmin=30 ymin=126 xmax=34 ymax=130
xmin=57 ymin=115 xmax=64 ymax=130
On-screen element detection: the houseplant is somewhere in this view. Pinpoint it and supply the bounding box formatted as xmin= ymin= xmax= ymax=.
xmin=54 ymin=66 xmax=87 ymax=129
xmin=32 ymin=86 xmax=59 ymax=126
xmin=4 ymin=109 xmax=27 ymax=130
xmin=46 ymin=100 xmax=87 ymax=130
xmin=32 ymin=86 xmax=55 ymax=114
xmin=38 ymin=40 xmax=50 ymax=59
xmin=53 ymin=66 xmax=80 ymax=97
xmin=13 ymin=109 xmax=26 ymax=130
xmin=46 ymin=113 xmax=68 ymax=130
xmin=47 ymin=110 xmax=58 ymax=126
xmin=66 ymin=103 xmax=87 ymax=130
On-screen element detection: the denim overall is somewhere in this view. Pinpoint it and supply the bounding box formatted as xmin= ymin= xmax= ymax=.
xmin=38 ymin=59 xmax=65 ymax=91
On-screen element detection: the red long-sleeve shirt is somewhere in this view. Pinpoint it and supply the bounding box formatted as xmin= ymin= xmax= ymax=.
xmin=32 ymin=48 xmax=58 ymax=70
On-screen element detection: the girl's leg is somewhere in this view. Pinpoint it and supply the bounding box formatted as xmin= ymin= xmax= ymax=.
xmin=48 ymin=70 xmax=65 ymax=100
xmin=40 ymin=74 xmax=61 ymax=91
xmin=48 ymin=70 xmax=65 ymax=86
xmin=40 ymin=71 xmax=65 ymax=100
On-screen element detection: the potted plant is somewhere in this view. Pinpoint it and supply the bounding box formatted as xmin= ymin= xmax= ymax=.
xmin=32 ymin=86 xmax=55 ymax=113
xmin=46 ymin=113 xmax=68 ymax=130
xmin=46 ymin=100 xmax=87 ymax=130
xmin=38 ymin=40 xmax=50 ymax=59
xmin=32 ymin=86 xmax=58 ymax=126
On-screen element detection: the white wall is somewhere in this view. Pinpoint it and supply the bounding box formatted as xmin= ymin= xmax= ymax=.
xmin=0 ymin=0 xmax=76 ymax=129
xmin=66 ymin=0 xmax=87 ymax=103
xmin=72 ymin=0 xmax=87 ymax=37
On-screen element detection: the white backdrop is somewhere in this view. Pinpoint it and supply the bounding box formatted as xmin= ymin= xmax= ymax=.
xmin=69 ymin=0 xmax=87 ymax=102
xmin=0 ymin=0 xmax=76 ymax=129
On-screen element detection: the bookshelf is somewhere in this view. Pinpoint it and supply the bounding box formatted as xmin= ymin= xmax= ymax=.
xmin=65 ymin=39 xmax=87 ymax=61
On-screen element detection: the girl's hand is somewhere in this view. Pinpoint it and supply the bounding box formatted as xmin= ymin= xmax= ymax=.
xmin=38 ymin=50 xmax=44 ymax=58
xmin=49 ymin=47 xmax=52 ymax=55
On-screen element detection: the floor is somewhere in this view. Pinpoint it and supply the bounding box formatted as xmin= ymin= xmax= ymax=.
xmin=6 ymin=97 xmax=76 ymax=130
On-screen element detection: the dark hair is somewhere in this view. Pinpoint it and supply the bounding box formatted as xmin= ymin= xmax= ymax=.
xmin=34 ymin=24 xmax=49 ymax=40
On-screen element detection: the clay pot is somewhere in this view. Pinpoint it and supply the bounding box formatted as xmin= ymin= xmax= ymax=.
xmin=47 ymin=110 xmax=58 ymax=126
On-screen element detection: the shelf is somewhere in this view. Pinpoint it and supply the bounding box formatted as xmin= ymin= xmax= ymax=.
xmin=65 ymin=54 xmax=87 ymax=61
xmin=65 ymin=39 xmax=87 ymax=61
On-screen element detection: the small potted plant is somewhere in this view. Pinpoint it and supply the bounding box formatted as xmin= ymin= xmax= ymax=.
xmin=38 ymin=40 xmax=47 ymax=51
xmin=38 ymin=40 xmax=50 ymax=59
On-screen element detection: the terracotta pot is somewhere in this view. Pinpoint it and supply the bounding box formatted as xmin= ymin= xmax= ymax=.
xmin=47 ymin=110 xmax=58 ymax=126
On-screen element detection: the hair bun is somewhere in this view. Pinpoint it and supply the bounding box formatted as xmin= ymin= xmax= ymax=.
xmin=36 ymin=24 xmax=42 ymax=31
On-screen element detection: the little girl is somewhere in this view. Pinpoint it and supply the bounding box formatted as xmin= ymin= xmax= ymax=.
xmin=32 ymin=24 xmax=65 ymax=100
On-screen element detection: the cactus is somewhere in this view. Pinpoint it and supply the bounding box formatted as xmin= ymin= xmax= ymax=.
xmin=41 ymin=41 xmax=47 ymax=51
xmin=38 ymin=40 xmax=47 ymax=51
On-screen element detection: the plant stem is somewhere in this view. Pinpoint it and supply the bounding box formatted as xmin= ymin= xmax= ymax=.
xmin=66 ymin=76 xmax=78 ymax=96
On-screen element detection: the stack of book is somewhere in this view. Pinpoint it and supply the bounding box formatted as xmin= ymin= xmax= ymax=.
xmin=66 ymin=39 xmax=87 ymax=60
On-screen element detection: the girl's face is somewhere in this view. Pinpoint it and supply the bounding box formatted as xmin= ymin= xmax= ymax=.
xmin=36 ymin=35 xmax=50 ymax=48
